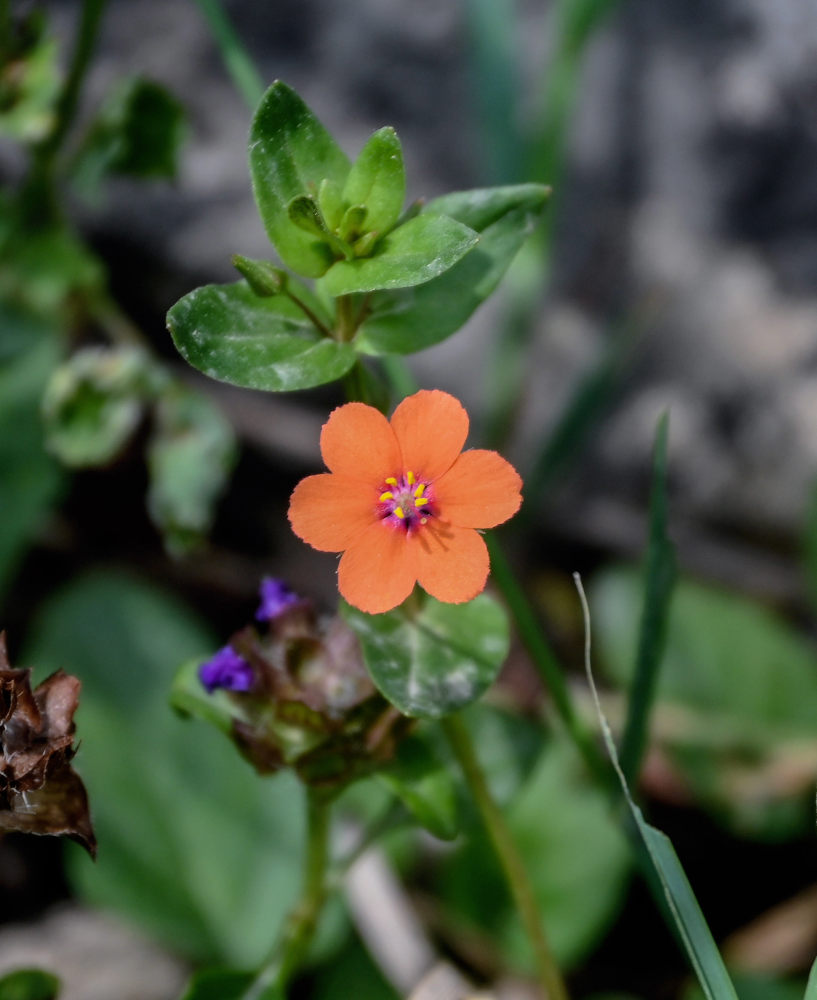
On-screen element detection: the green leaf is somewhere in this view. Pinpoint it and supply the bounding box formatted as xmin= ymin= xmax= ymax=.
xmin=619 ymin=413 xmax=677 ymax=782
xmin=321 ymin=214 xmax=479 ymax=297
xmin=806 ymin=958 xmax=817 ymax=1000
xmin=0 ymin=969 xmax=60 ymax=1000
xmin=42 ymin=346 xmax=161 ymax=467
xmin=342 ymin=127 xmax=405 ymax=236
xmin=596 ymin=571 xmax=817 ymax=736
xmin=24 ymin=572 xmax=306 ymax=966
xmin=376 ymin=732 xmax=459 ymax=840
xmin=318 ymin=178 xmax=345 ymax=232
xmin=638 ymin=825 xmax=738 ymax=1000
xmin=71 ymin=77 xmax=185 ymax=197
xmin=249 ymin=81 xmax=350 ymax=278
xmin=354 ymin=184 xmax=550 ymax=355
xmin=0 ymin=306 xmax=64 ymax=605
xmin=337 ymin=204 xmax=367 ymax=245
xmin=577 ymin=577 xmax=740 ymax=1000
xmin=167 ymin=280 xmax=355 ymax=392
xmin=341 ymin=593 xmax=510 ymax=720
xmin=439 ymin=736 xmax=630 ymax=969
xmin=592 ymin=568 xmax=817 ymax=836
xmin=0 ymin=219 xmax=103 ymax=321
xmin=177 ymin=969 xmax=281 ymax=1000
xmin=685 ymin=973 xmax=806 ymax=1000
xmin=147 ymin=385 xmax=237 ymax=555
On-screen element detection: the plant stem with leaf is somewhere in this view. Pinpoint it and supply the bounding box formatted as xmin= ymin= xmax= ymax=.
xmin=443 ymin=713 xmax=569 ymax=1000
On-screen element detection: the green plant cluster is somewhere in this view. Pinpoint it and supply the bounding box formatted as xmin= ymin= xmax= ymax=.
xmin=167 ymin=81 xmax=551 ymax=392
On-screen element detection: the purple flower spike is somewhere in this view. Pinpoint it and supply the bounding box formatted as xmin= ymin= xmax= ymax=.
xmin=256 ymin=577 xmax=299 ymax=622
xmin=199 ymin=646 xmax=254 ymax=693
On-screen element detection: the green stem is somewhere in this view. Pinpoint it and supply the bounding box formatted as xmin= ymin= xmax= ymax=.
xmin=242 ymin=788 xmax=332 ymax=999
xmin=486 ymin=533 xmax=610 ymax=785
xmin=24 ymin=0 xmax=108 ymax=219
xmin=50 ymin=0 xmax=108 ymax=151
xmin=285 ymin=289 xmax=332 ymax=338
xmin=442 ymin=714 xmax=569 ymax=1000
xmin=193 ymin=0 xmax=265 ymax=110
xmin=335 ymin=294 xmax=358 ymax=343
xmin=89 ymin=291 xmax=151 ymax=349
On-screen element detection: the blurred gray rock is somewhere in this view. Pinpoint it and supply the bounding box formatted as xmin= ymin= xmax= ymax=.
xmin=0 ymin=905 xmax=188 ymax=1000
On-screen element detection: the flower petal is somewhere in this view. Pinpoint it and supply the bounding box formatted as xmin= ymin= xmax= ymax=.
xmin=434 ymin=449 xmax=523 ymax=528
xmin=390 ymin=390 xmax=469 ymax=482
xmin=338 ymin=520 xmax=418 ymax=614
xmin=321 ymin=402 xmax=401 ymax=483
xmin=289 ymin=473 xmax=377 ymax=552
xmin=412 ymin=522 xmax=489 ymax=604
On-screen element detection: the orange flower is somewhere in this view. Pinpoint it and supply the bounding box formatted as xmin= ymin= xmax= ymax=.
xmin=288 ymin=390 xmax=522 ymax=614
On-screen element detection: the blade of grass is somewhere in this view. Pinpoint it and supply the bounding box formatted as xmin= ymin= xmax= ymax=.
xmin=522 ymin=317 xmax=638 ymax=506
xmin=192 ymin=0 xmax=265 ymax=111
xmin=463 ymin=0 xmax=525 ymax=184
xmin=618 ymin=412 xmax=677 ymax=783
xmin=805 ymin=953 xmax=817 ymax=1000
xmin=574 ymin=573 xmax=740 ymax=1000
xmin=476 ymin=0 xmax=626 ymax=449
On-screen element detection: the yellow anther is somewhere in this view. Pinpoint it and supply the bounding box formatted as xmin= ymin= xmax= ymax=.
xmin=407 ymin=471 xmax=415 ymax=485
xmin=379 ymin=491 xmax=394 ymax=501
xmin=415 ymin=497 xmax=429 ymax=507
xmin=385 ymin=477 xmax=397 ymax=486
xmin=414 ymin=483 xmax=426 ymax=498
xmin=394 ymin=506 xmax=405 ymax=519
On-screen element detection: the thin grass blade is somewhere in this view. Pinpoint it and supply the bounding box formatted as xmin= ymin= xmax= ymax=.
xmin=619 ymin=412 xmax=677 ymax=783
xmin=574 ymin=574 xmax=739 ymax=1000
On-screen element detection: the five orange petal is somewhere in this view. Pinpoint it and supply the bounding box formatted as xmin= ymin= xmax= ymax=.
xmin=288 ymin=389 xmax=523 ymax=614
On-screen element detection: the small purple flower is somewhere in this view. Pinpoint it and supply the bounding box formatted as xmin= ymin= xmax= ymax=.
xmin=255 ymin=577 xmax=299 ymax=622
xmin=199 ymin=646 xmax=254 ymax=693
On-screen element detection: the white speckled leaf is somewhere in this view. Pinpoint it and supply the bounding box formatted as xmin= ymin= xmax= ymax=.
xmin=341 ymin=593 xmax=509 ymax=719
xmin=166 ymin=280 xmax=354 ymax=392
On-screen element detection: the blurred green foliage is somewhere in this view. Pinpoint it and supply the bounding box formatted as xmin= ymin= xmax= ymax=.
xmin=0 ymin=969 xmax=60 ymax=1000
xmin=438 ymin=735 xmax=631 ymax=971
xmin=593 ymin=568 xmax=817 ymax=838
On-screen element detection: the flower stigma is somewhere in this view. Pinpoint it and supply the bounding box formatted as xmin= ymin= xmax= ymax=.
xmin=378 ymin=471 xmax=433 ymax=532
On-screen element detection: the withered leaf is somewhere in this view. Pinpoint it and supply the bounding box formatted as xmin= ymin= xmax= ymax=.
xmin=0 ymin=633 xmax=96 ymax=858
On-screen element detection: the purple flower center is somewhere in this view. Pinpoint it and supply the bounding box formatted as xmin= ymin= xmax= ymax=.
xmin=199 ymin=646 xmax=254 ymax=693
xmin=256 ymin=577 xmax=299 ymax=622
